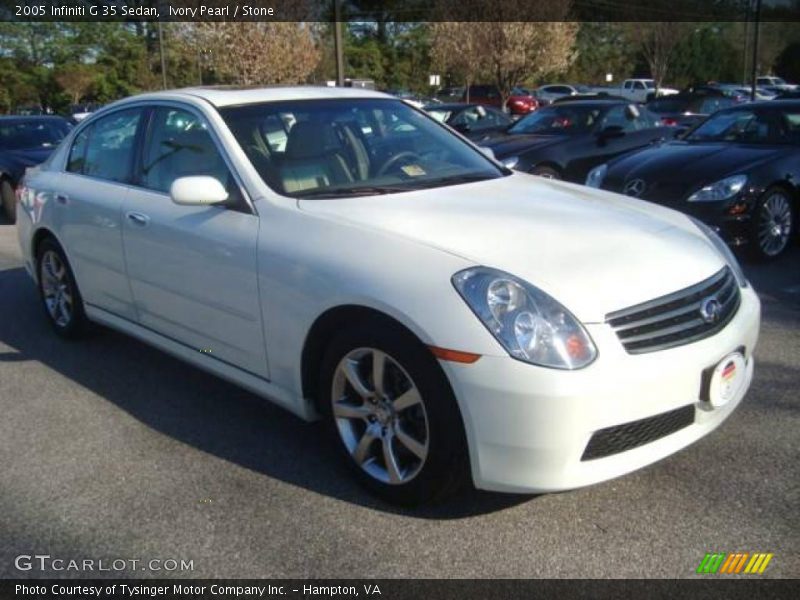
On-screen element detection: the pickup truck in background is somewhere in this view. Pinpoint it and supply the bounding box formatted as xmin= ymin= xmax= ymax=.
xmin=617 ymin=79 xmax=678 ymax=103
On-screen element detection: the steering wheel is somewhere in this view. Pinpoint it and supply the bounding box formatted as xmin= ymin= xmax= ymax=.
xmin=376 ymin=151 xmax=423 ymax=177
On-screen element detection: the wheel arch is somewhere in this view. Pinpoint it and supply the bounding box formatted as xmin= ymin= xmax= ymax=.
xmin=301 ymin=304 xmax=434 ymax=412
xmin=32 ymin=226 xmax=61 ymax=259
xmin=30 ymin=227 xmax=65 ymax=282
xmin=763 ymin=179 xmax=799 ymax=227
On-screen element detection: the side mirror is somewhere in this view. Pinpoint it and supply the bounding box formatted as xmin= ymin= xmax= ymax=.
xmin=598 ymin=125 xmax=625 ymax=139
xmin=170 ymin=176 xmax=229 ymax=206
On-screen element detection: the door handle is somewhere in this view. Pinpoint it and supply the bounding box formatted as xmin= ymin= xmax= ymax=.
xmin=126 ymin=211 xmax=150 ymax=226
xmin=55 ymin=194 xmax=69 ymax=205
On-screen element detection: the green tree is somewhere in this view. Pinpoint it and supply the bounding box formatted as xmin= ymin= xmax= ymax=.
xmin=671 ymin=24 xmax=741 ymax=87
xmin=564 ymin=23 xmax=637 ymax=85
xmin=774 ymin=42 xmax=800 ymax=83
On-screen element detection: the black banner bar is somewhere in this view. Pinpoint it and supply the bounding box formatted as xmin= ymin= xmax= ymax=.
xmin=3 ymin=579 xmax=799 ymax=600
xmin=2 ymin=0 xmax=799 ymax=22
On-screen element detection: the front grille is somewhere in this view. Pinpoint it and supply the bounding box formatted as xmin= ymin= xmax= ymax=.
xmin=581 ymin=405 xmax=695 ymax=461
xmin=606 ymin=267 xmax=740 ymax=354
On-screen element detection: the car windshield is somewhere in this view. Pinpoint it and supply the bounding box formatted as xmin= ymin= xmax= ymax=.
xmin=507 ymin=105 xmax=601 ymax=135
xmin=220 ymin=98 xmax=505 ymax=198
xmin=685 ymin=109 xmax=771 ymax=143
xmin=0 ymin=119 xmax=71 ymax=150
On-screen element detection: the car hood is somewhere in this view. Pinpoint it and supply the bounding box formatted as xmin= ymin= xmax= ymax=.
xmin=298 ymin=173 xmax=725 ymax=323
xmin=607 ymin=141 xmax=784 ymax=189
xmin=481 ymin=133 xmax=565 ymax=158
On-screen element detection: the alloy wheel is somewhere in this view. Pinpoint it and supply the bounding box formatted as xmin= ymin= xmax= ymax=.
xmin=331 ymin=347 xmax=429 ymax=485
xmin=40 ymin=250 xmax=74 ymax=328
xmin=758 ymin=192 xmax=793 ymax=257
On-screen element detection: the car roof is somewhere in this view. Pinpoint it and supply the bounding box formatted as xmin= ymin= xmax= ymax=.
xmin=110 ymin=85 xmax=392 ymax=109
xmin=425 ymin=103 xmax=483 ymax=111
xmin=546 ymin=99 xmax=626 ymax=107
xmin=0 ymin=115 xmax=69 ymax=122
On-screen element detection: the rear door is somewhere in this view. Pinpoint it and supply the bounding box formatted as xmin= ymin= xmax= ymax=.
xmin=120 ymin=104 xmax=268 ymax=378
xmin=56 ymin=107 xmax=144 ymax=320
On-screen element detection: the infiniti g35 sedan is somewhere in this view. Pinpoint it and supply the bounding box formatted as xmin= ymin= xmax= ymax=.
xmin=15 ymin=87 xmax=760 ymax=504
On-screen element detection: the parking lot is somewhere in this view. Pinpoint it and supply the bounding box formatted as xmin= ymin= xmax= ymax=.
xmin=0 ymin=219 xmax=797 ymax=579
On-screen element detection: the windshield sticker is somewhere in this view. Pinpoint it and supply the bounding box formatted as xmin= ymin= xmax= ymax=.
xmin=401 ymin=164 xmax=426 ymax=177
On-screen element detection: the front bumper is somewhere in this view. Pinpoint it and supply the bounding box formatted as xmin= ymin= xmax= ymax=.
xmin=678 ymin=199 xmax=755 ymax=248
xmin=441 ymin=285 xmax=760 ymax=493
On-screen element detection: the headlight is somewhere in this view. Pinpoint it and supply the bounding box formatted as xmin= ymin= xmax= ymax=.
xmin=687 ymin=174 xmax=747 ymax=202
xmin=585 ymin=163 xmax=607 ymax=188
xmin=452 ymin=267 xmax=597 ymax=369
xmin=503 ymin=156 xmax=519 ymax=169
xmin=690 ymin=217 xmax=748 ymax=288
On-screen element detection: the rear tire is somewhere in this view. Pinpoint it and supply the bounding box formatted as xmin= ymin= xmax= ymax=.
xmin=749 ymin=187 xmax=795 ymax=261
xmin=1 ymin=179 xmax=16 ymax=224
xmin=36 ymin=238 xmax=89 ymax=338
xmin=319 ymin=318 xmax=469 ymax=505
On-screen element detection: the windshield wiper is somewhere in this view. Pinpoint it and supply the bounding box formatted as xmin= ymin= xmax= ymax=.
xmin=294 ymin=173 xmax=497 ymax=198
xmin=294 ymin=185 xmax=410 ymax=199
xmin=403 ymin=173 xmax=498 ymax=190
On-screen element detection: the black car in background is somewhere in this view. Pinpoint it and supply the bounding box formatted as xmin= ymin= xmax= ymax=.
xmin=647 ymin=92 xmax=737 ymax=129
xmin=481 ymin=100 xmax=667 ymax=182
xmin=589 ymin=101 xmax=800 ymax=260
xmin=424 ymin=103 xmax=513 ymax=142
xmin=0 ymin=116 xmax=72 ymax=222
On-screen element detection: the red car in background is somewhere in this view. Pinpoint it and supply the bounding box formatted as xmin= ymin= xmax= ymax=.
xmin=462 ymin=85 xmax=539 ymax=117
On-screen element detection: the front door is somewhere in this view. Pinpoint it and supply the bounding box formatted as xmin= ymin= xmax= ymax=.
xmin=121 ymin=105 xmax=268 ymax=378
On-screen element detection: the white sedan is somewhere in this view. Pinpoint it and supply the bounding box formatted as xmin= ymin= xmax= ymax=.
xmin=15 ymin=87 xmax=760 ymax=504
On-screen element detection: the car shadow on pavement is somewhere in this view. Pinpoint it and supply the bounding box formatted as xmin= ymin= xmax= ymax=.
xmin=0 ymin=265 xmax=532 ymax=519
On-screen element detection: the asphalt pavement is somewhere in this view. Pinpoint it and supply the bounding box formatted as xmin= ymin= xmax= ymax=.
xmin=0 ymin=219 xmax=797 ymax=579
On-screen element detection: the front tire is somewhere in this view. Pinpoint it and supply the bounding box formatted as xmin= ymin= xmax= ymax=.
xmin=1 ymin=179 xmax=16 ymax=224
xmin=36 ymin=238 xmax=88 ymax=338
xmin=319 ymin=319 xmax=469 ymax=505
xmin=750 ymin=187 xmax=795 ymax=260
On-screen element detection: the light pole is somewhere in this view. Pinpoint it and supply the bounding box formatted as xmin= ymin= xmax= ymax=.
xmin=157 ymin=21 xmax=167 ymax=90
xmin=334 ymin=0 xmax=345 ymax=86
xmin=750 ymin=0 xmax=762 ymax=101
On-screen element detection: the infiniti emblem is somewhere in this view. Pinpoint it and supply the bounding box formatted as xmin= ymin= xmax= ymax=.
xmin=699 ymin=297 xmax=722 ymax=324
xmin=623 ymin=179 xmax=646 ymax=197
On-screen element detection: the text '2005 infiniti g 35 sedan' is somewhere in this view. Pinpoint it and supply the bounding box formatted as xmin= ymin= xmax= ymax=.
xmin=15 ymin=87 xmax=760 ymax=504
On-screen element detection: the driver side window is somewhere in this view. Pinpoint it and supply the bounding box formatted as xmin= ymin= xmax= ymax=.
xmin=139 ymin=107 xmax=234 ymax=197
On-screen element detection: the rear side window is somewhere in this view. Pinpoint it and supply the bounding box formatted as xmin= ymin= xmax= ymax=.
xmin=700 ymin=97 xmax=734 ymax=114
xmin=648 ymin=98 xmax=688 ymax=114
xmin=66 ymin=129 xmax=89 ymax=173
xmin=68 ymin=109 xmax=142 ymax=182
